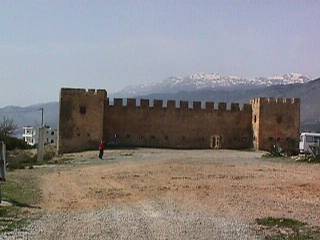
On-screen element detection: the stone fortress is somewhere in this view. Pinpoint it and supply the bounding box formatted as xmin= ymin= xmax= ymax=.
xmin=58 ymin=88 xmax=300 ymax=154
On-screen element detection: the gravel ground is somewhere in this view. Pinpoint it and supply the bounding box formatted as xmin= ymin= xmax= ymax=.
xmin=1 ymin=148 xmax=320 ymax=240
xmin=2 ymin=200 xmax=258 ymax=240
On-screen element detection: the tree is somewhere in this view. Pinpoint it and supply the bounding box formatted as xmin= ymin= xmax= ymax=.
xmin=0 ymin=116 xmax=17 ymax=141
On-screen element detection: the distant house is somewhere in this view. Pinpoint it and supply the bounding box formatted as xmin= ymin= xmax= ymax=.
xmin=45 ymin=127 xmax=58 ymax=145
xmin=22 ymin=126 xmax=57 ymax=146
xmin=22 ymin=126 xmax=37 ymax=146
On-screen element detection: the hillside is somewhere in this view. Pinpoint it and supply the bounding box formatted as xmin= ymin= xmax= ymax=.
xmin=0 ymin=102 xmax=59 ymax=136
xmin=0 ymin=77 xmax=319 ymax=136
xmin=140 ymin=78 xmax=320 ymax=131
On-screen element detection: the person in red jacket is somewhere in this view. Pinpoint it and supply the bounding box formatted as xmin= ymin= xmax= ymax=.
xmin=98 ymin=140 xmax=105 ymax=159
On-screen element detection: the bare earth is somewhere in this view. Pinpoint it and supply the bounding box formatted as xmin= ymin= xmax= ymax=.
xmin=4 ymin=149 xmax=320 ymax=239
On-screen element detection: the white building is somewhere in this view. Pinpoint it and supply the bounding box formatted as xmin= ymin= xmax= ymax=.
xmin=22 ymin=126 xmax=37 ymax=146
xmin=22 ymin=126 xmax=57 ymax=146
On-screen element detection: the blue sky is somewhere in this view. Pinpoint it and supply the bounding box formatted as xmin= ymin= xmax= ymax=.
xmin=0 ymin=0 xmax=319 ymax=106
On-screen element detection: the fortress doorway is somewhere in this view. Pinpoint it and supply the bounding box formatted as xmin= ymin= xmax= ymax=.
xmin=210 ymin=135 xmax=222 ymax=149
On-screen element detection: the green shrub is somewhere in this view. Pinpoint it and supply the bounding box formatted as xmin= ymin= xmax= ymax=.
xmin=1 ymin=136 xmax=31 ymax=151
xmin=7 ymin=150 xmax=36 ymax=170
xmin=256 ymin=217 xmax=306 ymax=228
xmin=256 ymin=217 xmax=320 ymax=240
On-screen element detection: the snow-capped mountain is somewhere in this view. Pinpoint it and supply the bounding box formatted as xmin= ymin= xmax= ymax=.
xmin=113 ymin=73 xmax=311 ymax=97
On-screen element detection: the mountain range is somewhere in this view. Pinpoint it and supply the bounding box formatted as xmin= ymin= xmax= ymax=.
xmin=0 ymin=102 xmax=59 ymax=137
xmin=0 ymin=72 xmax=319 ymax=137
xmin=139 ymin=77 xmax=320 ymax=132
xmin=112 ymin=73 xmax=311 ymax=97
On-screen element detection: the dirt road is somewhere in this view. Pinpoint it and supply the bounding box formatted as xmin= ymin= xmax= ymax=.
xmin=3 ymin=149 xmax=320 ymax=239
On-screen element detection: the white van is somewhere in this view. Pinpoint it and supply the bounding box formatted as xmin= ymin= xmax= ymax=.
xmin=299 ymin=132 xmax=320 ymax=154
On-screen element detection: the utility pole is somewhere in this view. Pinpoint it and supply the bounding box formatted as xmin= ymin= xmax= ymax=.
xmin=37 ymin=108 xmax=45 ymax=162
xmin=40 ymin=107 xmax=44 ymax=127
xmin=0 ymin=141 xmax=6 ymax=204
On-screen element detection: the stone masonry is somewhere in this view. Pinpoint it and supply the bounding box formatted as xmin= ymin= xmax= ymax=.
xmin=58 ymin=88 xmax=300 ymax=154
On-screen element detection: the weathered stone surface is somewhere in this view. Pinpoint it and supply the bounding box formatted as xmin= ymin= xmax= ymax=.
xmin=58 ymin=88 xmax=107 ymax=153
xmin=58 ymin=88 xmax=300 ymax=153
xmin=251 ymin=98 xmax=300 ymax=152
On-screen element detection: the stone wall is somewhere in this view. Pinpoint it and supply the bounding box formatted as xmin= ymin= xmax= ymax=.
xmin=58 ymin=88 xmax=300 ymax=154
xmin=104 ymin=98 xmax=253 ymax=149
xmin=58 ymin=88 xmax=107 ymax=153
xmin=251 ymin=98 xmax=300 ymax=152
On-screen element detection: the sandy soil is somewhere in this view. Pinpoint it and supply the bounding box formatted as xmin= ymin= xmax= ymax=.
xmin=3 ymin=148 xmax=320 ymax=239
xmin=42 ymin=149 xmax=320 ymax=224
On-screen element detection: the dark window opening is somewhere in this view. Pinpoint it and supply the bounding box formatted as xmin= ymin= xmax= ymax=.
xmin=276 ymin=137 xmax=281 ymax=142
xmin=51 ymin=131 xmax=54 ymax=135
xmin=268 ymin=137 xmax=274 ymax=142
xmin=126 ymin=134 xmax=131 ymax=138
xmin=80 ymin=106 xmax=86 ymax=115
xmin=254 ymin=115 xmax=257 ymax=123
xmin=87 ymin=133 xmax=90 ymax=137
xmin=77 ymin=133 xmax=80 ymax=137
xmin=306 ymin=136 xmax=313 ymax=143
xmin=150 ymin=135 xmax=156 ymax=140
xmin=51 ymin=140 xmax=54 ymax=143
xmin=182 ymin=136 xmax=186 ymax=141
xmin=164 ymin=136 xmax=169 ymax=140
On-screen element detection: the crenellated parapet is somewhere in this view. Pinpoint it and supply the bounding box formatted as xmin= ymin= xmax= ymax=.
xmin=107 ymin=98 xmax=252 ymax=113
xmin=60 ymin=88 xmax=107 ymax=97
xmin=218 ymin=103 xmax=226 ymax=111
xmin=113 ymin=98 xmax=123 ymax=107
xmin=231 ymin=103 xmax=240 ymax=111
xmin=59 ymin=87 xmax=300 ymax=153
xmin=180 ymin=101 xmax=188 ymax=110
xmin=205 ymin=102 xmax=214 ymax=112
xmin=141 ymin=99 xmax=149 ymax=109
xmin=127 ymin=98 xmax=136 ymax=108
xmin=242 ymin=103 xmax=252 ymax=112
xmin=167 ymin=100 xmax=176 ymax=109
xmin=193 ymin=101 xmax=201 ymax=111
xmin=61 ymin=88 xmax=301 ymax=113
xmin=154 ymin=100 xmax=163 ymax=109
xmin=250 ymin=97 xmax=300 ymax=105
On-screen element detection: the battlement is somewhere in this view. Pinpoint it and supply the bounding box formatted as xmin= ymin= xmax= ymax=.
xmin=59 ymin=87 xmax=300 ymax=154
xmin=154 ymin=100 xmax=163 ymax=109
xmin=107 ymin=98 xmax=251 ymax=112
xmin=250 ymin=97 xmax=300 ymax=105
xmin=193 ymin=101 xmax=201 ymax=111
xmin=113 ymin=98 xmax=123 ymax=107
xmin=60 ymin=88 xmax=299 ymax=112
xmin=141 ymin=99 xmax=149 ymax=109
xmin=61 ymin=88 xmax=107 ymax=97
xmin=242 ymin=103 xmax=252 ymax=112
xmin=218 ymin=102 xmax=227 ymax=111
xmin=180 ymin=101 xmax=188 ymax=110
xmin=167 ymin=100 xmax=176 ymax=109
